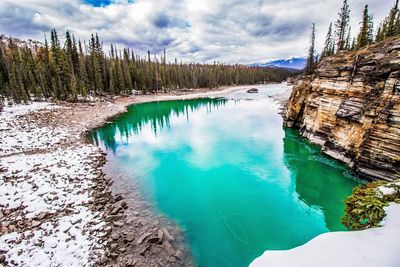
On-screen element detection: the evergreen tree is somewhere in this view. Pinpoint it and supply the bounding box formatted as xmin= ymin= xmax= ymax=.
xmin=351 ymin=37 xmax=356 ymax=50
xmin=90 ymin=34 xmax=104 ymax=95
xmin=78 ymin=40 xmax=89 ymax=96
xmin=387 ymin=0 xmax=399 ymax=37
xmin=335 ymin=0 xmax=351 ymax=51
xmin=305 ymin=23 xmax=316 ymax=75
xmin=345 ymin=26 xmax=352 ymax=50
xmin=356 ymin=5 xmax=374 ymax=48
xmin=321 ymin=22 xmax=335 ymax=58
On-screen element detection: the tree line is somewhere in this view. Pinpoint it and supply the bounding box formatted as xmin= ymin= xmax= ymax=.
xmin=0 ymin=31 xmax=294 ymax=105
xmin=305 ymin=0 xmax=400 ymax=74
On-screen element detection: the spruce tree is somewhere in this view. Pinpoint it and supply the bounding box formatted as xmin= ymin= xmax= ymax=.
xmin=321 ymin=22 xmax=335 ymax=58
xmin=78 ymin=40 xmax=89 ymax=96
xmin=351 ymin=37 xmax=356 ymax=50
xmin=335 ymin=0 xmax=351 ymax=51
xmin=356 ymin=5 xmax=374 ymax=48
xmin=375 ymin=26 xmax=382 ymax=42
xmin=305 ymin=23 xmax=316 ymax=75
xmin=345 ymin=26 xmax=352 ymax=50
xmin=387 ymin=0 xmax=399 ymax=37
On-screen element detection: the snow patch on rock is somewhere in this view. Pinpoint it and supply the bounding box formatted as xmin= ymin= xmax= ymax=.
xmin=378 ymin=186 xmax=397 ymax=196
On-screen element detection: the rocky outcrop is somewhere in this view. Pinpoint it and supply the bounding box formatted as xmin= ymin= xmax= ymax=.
xmin=285 ymin=37 xmax=400 ymax=181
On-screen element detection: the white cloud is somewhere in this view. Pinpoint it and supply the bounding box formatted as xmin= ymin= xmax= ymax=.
xmin=0 ymin=0 xmax=393 ymax=63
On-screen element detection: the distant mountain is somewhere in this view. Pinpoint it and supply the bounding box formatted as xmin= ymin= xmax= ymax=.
xmin=0 ymin=34 xmax=42 ymax=49
xmin=250 ymin=57 xmax=306 ymax=70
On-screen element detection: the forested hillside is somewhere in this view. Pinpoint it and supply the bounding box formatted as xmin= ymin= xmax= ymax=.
xmin=304 ymin=0 xmax=400 ymax=75
xmin=0 ymin=31 xmax=294 ymax=104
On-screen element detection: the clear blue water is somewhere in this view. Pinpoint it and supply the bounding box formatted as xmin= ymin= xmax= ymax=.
xmin=91 ymin=84 xmax=359 ymax=267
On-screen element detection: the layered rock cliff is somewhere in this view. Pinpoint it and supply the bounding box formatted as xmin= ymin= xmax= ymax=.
xmin=285 ymin=37 xmax=400 ymax=181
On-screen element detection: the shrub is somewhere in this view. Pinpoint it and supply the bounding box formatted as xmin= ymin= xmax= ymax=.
xmin=342 ymin=180 xmax=400 ymax=230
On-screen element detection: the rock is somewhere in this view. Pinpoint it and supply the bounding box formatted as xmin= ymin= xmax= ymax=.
xmin=162 ymin=227 xmax=174 ymax=241
xmin=136 ymin=232 xmax=152 ymax=244
xmin=105 ymin=215 xmax=125 ymax=222
xmin=111 ymin=233 xmax=120 ymax=240
xmin=110 ymin=205 xmax=122 ymax=215
xmin=112 ymin=221 xmax=124 ymax=227
xmin=174 ymin=250 xmax=184 ymax=260
xmin=125 ymin=233 xmax=135 ymax=242
xmin=285 ymin=37 xmax=400 ymax=181
xmin=246 ymin=88 xmax=258 ymax=93
xmin=120 ymin=201 xmax=128 ymax=209
xmin=139 ymin=244 xmax=150 ymax=255
xmin=168 ymin=256 xmax=176 ymax=263
xmin=31 ymin=220 xmax=41 ymax=227
xmin=99 ymin=256 xmax=108 ymax=264
xmin=147 ymin=236 xmax=159 ymax=244
xmin=110 ymin=252 xmax=119 ymax=258
xmin=124 ymin=255 xmax=137 ymax=266
xmin=162 ymin=241 xmax=175 ymax=255
xmin=157 ymin=229 xmax=164 ymax=243
xmin=114 ymin=195 xmax=123 ymax=202
xmin=110 ymin=243 xmax=118 ymax=250
xmin=0 ymin=255 xmax=5 ymax=263
xmin=70 ymin=218 xmax=82 ymax=225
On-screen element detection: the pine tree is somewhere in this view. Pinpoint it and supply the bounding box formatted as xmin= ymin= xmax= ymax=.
xmin=78 ymin=40 xmax=89 ymax=96
xmin=305 ymin=23 xmax=316 ymax=75
xmin=351 ymin=37 xmax=356 ymax=50
xmin=387 ymin=0 xmax=399 ymax=37
xmin=376 ymin=25 xmax=382 ymax=42
xmin=41 ymin=36 xmax=52 ymax=97
xmin=335 ymin=0 xmax=351 ymax=51
xmin=368 ymin=13 xmax=374 ymax=43
xmin=90 ymin=34 xmax=104 ymax=95
xmin=321 ymin=22 xmax=335 ymax=58
xmin=356 ymin=5 xmax=374 ymax=48
xmin=345 ymin=26 xmax=352 ymax=50
xmin=381 ymin=20 xmax=389 ymax=41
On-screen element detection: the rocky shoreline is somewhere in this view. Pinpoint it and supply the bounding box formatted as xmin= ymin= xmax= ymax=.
xmin=284 ymin=37 xmax=400 ymax=181
xmin=0 ymin=85 xmax=258 ymax=266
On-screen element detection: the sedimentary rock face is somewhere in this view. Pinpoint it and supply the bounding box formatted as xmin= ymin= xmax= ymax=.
xmin=285 ymin=38 xmax=400 ymax=181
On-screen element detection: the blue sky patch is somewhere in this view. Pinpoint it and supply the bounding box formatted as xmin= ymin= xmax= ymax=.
xmin=84 ymin=0 xmax=112 ymax=7
xmin=83 ymin=0 xmax=134 ymax=7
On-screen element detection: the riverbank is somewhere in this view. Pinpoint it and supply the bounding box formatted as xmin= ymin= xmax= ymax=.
xmin=0 ymin=84 xmax=262 ymax=266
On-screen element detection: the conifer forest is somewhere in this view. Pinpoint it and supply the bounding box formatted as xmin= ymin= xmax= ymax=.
xmin=0 ymin=30 xmax=294 ymax=104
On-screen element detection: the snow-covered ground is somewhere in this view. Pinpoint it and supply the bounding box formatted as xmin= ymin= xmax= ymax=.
xmin=250 ymin=203 xmax=400 ymax=267
xmin=0 ymin=103 xmax=106 ymax=266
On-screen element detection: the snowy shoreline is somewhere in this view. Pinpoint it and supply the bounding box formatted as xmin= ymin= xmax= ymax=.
xmin=0 ymin=85 xmax=258 ymax=266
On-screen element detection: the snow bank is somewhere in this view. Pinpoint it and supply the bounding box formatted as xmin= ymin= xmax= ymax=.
xmin=1 ymin=102 xmax=58 ymax=116
xmin=250 ymin=203 xmax=400 ymax=267
xmin=0 ymin=102 xmax=106 ymax=266
xmin=0 ymin=102 xmax=67 ymax=156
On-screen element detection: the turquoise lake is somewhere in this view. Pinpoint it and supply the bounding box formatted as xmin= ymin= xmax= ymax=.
xmin=90 ymin=84 xmax=360 ymax=267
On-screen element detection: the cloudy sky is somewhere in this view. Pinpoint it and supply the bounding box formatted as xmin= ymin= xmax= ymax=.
xmin=0 ymin=0 xmax=393 ymax=64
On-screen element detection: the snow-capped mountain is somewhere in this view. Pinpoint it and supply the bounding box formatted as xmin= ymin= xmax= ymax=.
xmin=250 ymin=57 xmax=306 ymax=70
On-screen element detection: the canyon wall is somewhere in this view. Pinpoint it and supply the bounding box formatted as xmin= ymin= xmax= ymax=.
xmin=285 ymin=37 xmax=400 ymax=181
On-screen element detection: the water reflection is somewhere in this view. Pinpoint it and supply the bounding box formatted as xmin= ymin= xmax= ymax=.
xmin=91 ymin=98 xmax=227 ymax=152
xmin=283 ymin=128 xmax=359 ymax=231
